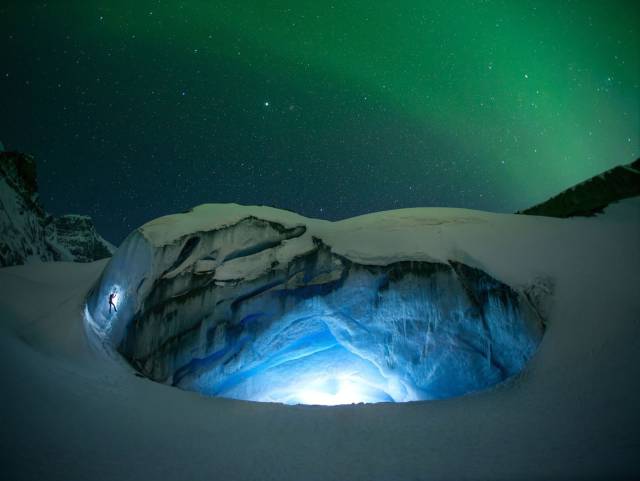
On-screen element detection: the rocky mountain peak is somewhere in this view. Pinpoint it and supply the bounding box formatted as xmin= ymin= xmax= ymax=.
xmin=519 ymin=158 xmax=640 ymax=217
xmin=0 ymin=150 xmax=115 ymax=267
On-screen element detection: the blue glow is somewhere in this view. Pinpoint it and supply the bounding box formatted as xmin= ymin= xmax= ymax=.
xmin=85 ymin=283 xmax=124 ymax=337
xmin=167 ymin=267 xmax=543 ymax=405
xmin=84 ymin=230 xmax=154 ymax=346
xmin=204 ymin=340 xmax=396 ymax=405
xmin=109 ymin=285 xmax=122 ymax=310
xmin=85 ymin=228 xmax=545 ymax=406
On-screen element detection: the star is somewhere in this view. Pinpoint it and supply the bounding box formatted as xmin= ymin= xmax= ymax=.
xmin=264 ymin=101 xmax=270 ymax=107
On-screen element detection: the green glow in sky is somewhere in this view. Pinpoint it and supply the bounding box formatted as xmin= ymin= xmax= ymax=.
xmin=94 ymin=0 xmax=639 ymax=198
xmin=1 ymin=1 xmax=638 ymax=240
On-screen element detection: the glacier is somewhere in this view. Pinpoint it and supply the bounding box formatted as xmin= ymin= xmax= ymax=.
xmin=86 ymin=204 xmax=546 ymax=404
xmin=2 ymin=197 xmax=639 ymax=480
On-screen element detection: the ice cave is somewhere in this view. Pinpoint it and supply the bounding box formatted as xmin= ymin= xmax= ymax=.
xmin=85 ymin=205 xmax=546 ymax=405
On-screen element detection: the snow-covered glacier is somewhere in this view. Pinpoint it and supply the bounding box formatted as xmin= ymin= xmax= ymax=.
xmin=85 ymin=204 xmax=548 ymax=404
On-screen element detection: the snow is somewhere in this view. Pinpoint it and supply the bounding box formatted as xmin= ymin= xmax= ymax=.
xmin=140 ymin=203 xmax=318 ymax=247
xmin=1 ymin=200 xmax=639 ymax=480
xmin=139 ymin=203 xmax=568 ymax=289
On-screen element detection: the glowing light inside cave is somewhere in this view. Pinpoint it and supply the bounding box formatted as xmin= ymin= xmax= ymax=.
xmin=85 ymin=284 xmax=126 ymax=340
xmin=291 ymin=375 xmax=390 ymax=405
xmin=85 ymin=232 xmax=545 ymax=406
xmin=190 ymin=339 xmax=405 ymax=406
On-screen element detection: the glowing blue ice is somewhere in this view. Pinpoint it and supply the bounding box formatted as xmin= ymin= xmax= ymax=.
xmin=167 ymin=265 xmax=542 ymax=404
xmin=85 ymin=214 xmax=546 ymax=405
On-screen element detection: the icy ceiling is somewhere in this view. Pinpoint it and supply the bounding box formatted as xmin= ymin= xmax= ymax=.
xmin=85 ymin=206 xmax=546 ymax=405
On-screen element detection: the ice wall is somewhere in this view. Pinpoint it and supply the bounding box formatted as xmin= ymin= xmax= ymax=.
xmin=86 ymin=205 xmax=546 ymax=404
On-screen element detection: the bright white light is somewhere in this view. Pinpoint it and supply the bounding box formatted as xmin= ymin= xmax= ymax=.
xmin=290 ymin=374 xmax=386 ymax=406
xmin=296 ymin=381 xmax=362 ymax=405
xmin=108 ymin=285 xmax=123 ymax=310
xmin=207 ymin=344 xmax=402 ymax=405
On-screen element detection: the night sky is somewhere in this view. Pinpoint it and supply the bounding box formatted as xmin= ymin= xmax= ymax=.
xmin=1 ymin=1 xmax=638 ymax=244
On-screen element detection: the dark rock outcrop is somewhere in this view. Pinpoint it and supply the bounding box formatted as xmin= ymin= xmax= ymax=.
xmin=0 ymin=151 xmax=115 ymax=267
xmin=46 ymin=214 xmax=115 ymax=263
xmin=519 ymin=158 xmax=640 ymax=218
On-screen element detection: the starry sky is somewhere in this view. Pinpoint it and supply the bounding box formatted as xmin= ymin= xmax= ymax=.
xmin=1 ymin=1 xmax=638 ymax=243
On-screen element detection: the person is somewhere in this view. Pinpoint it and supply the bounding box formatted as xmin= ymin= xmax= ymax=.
xmin=108 ymin=292 xmax=117 ymax=313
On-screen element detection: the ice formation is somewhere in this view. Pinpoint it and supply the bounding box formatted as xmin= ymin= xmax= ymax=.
xmin=86 ymin=204 xmax=547 ymax=404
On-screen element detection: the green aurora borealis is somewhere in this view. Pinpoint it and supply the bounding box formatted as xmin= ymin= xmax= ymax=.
xmin=1 ymin=1 xmax=638 ymax=242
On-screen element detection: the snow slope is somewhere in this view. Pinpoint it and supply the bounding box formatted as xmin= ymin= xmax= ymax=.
xmin=1 ymin=200 xmax=639 ymax=480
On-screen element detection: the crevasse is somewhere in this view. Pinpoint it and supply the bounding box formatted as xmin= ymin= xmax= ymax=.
xmin=86 ymin=207 xmax=546 ymax=405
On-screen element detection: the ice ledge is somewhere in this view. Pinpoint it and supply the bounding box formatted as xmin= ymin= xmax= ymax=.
xmin=135 ymin=203 xmax=564 ymax=289
xmin=139 ymin=203 xmax=318 ymax=247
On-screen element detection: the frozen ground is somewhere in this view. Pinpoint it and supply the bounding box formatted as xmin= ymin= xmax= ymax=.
xmin=1 ymin=201 xmax=639 ymax=480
